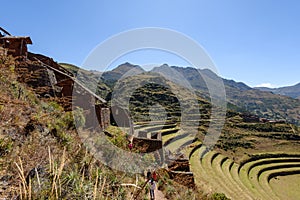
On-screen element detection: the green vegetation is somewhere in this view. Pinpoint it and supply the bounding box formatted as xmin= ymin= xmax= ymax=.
xmin=59 ymin=63 xmax=80 ymax=75
xmin=105 ymin=125 xmax=128 ymax=150
xmin=211 ymin=193 xmax=231 ymax=200
xmin=235 ymin=122 xmax=293 ymax=132
xmin=129 ymin=82 xmax=181 ymax=122
xmin=269 ymin=173 xmax=300 ymax=200
xmin=0 ymin=137 xmax=13 ymax=156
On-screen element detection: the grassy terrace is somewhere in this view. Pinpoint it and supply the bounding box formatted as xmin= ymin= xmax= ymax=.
xmin=164 ymin=135 xmax=195 ymax=153
xmin=135 ymin=123 xmax=177 ymax=133
xmin=131 ymin=103 xmax=300 ymax=200
xmin=269 ymin=173 xmax=300 ymax=200
xmin=186 ymin=142 xmax=300 ymax=200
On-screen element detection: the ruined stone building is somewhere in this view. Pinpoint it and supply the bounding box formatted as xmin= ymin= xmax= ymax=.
xmin=0 ymin=28 xmax=32 ymax=58
xmin=0 ymin=36 xmax=32 ymax=58
xmin=0 ymin=27 xmax=110 ymax=129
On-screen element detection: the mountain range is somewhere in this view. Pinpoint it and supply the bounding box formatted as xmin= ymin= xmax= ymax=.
xmin=255 ymin=83 xmax=300 ymax=99
xmin=63 ymin=62 xmax=300 ymax=125
xmin=102 ymin=62 xmax=300 ymax=99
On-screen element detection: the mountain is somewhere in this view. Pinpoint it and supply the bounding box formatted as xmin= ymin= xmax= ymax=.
xmin=119 ymin=63 xmax=300 ymax=125
xmin=168 ymin=66 xmax=252 ymax=97
xmin=255 ymin=82 xmax=300 ymax=99
xmin=101 ymin=62 xmax=145 ymax=88
xmin=167 ymin=66 xmax=300 ymax=124
xmin=66 ymin=62 xmax=300 ymax=125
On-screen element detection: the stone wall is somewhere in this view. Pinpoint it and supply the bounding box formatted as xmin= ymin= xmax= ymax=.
xmin=168 ymin=171 xmax=195 ymax=188
xmin=0 ymin=37 xmax=31 ymax=58
xmin=15 ymin=54 xmax=110 ymax=130
xmin=110 ymin=106 xmax=131 ymax=127
xmin=166 ymin=154 xmax=195 ymax=188
xmin=132 ymin=132 xmax=164 ymax=165
xmin=132 ymin=137 xmax=162 ymax=153
xmin=168 ymin=158 xmax=190 ymax=172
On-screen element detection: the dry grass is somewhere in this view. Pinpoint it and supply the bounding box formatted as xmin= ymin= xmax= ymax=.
xmin=0 ymin=56 xmax=133 ymax=199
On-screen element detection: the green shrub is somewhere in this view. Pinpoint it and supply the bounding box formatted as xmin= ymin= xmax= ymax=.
xmin=60 ymin=108 xmax=85 ymax=130
xmin=211 ymin=193 xmax=230 ymax=200
xmin=0 ymin=137 xmax=13 ymax=156
xmin=72 ymin=107 xmax=86 ymax=128
xmin=45 ymin=101 xmax=64 ymax=112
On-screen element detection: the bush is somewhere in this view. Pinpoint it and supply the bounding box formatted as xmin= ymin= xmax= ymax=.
xmin=62 ymin=107 xmax=85 ymax=130
xmin=72 ymin=107 xmax=86 ymax=128
xmin=211 ymin=193 xmax=230 ymax=200
xmin=0 ymin=137 xmax=13 ymax=156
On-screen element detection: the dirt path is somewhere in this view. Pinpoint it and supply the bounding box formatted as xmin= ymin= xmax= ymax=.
xmin=139 ymin=178 xmax=167 ymax=200
xmin=154 ymin=188 xmax=167 ymax=200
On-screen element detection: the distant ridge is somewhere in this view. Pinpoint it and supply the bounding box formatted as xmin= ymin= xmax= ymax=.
xmin=255 ymin=82 xmax=300 ymax=99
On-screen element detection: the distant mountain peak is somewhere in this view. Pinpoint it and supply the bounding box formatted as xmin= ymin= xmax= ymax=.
xmin=112 ymin=62 xmax=144 ymax=73
xmin=160 ymin=63 xmax=169 ymax=67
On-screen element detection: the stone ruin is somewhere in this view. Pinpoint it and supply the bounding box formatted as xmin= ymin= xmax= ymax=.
xmin=0 ymin=27 xmax=32 ymax=59
xmin=0 ymin=27 xmax=110 ymax=130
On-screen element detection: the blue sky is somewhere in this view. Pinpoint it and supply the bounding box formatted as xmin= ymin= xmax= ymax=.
xmin=2 ymin=0 xmax=300 ymax=88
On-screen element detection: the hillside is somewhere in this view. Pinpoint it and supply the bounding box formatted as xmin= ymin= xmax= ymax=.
xmin=106 ymin=70 xmax=207 ymax=120
xmin=0 ymin=55 xmax=107 ymax=199
xmin=95 ymin=63 xmax=300 ymax=125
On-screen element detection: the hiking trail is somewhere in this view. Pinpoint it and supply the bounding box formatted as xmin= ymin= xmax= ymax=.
xmin=155 ymin=188 xmax=167 ymax=200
